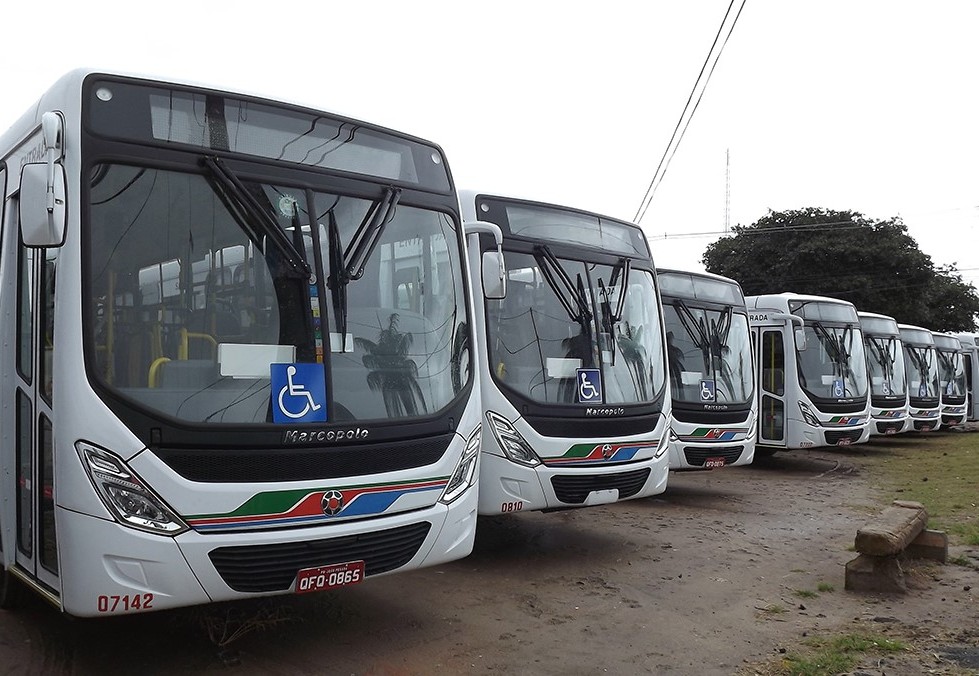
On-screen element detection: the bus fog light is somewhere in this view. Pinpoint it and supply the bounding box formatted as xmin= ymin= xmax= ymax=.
xmin=76 ymin=442 xmax=189 ymax=535
xmin=486 ymin=411 xmax=540 ymax=467
xmin=441 ymin=425 xmax=481 ymax=504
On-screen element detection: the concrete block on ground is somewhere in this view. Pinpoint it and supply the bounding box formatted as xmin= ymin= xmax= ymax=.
xmin=903 ymin=528 xmax=948 ymax=563
xmin=845 ymin=553 xmax=907 ymax=593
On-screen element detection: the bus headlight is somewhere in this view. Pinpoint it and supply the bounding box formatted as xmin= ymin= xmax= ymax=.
xmin=76 ymin=442 xmax=189 ymax=535
xmin=440 ymin=425 xmax=481 ymax=504
xmin=798 ymin=401 xmax=821 ymax=428
xmin=485 ymin=411 xmax=540 ymax=467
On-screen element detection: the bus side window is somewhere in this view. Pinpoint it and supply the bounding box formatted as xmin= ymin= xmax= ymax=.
xmin=761 ymin=330 xmax=785 ymax=396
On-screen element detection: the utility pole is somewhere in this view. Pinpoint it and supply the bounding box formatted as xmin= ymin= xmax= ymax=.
xmin=724 ymin=148 xmax=731 ymax=233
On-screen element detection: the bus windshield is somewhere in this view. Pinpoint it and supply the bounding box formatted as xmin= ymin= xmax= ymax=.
xmin=904 ymin=344 xmax=940 ymax=398
xmin=936 ymin=348 xmax=966 ymax=397
xmin=797 ymin=322 xmax=868 ymax=400
xmin=485 ymin=251 xmax=665 ymax=406
xmin=865 ymin=335 xmax=907 ymax=397
xmin=87 ymin=163 xmax=469 ymax=424
xmin=664 ymin=303 xmax=753 ymax=405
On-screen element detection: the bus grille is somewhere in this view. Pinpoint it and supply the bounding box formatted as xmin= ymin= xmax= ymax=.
xmin=208 ymin=522 xmax=431 ymax=592
xmin=682 ymin=445 xmax=745 ymax=466
xmin=824 ymin=429 xmax=863 ymax=445
xmin=913 ymin=420 xmax=936 ymax=432
xmin=550 ymin=468 xmax=651 ymax=504
xmin=876 ymin=422 xmax=902 ymax=435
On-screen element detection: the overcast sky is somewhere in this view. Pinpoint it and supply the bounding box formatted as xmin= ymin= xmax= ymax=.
xmin=4 ymin=1 xmax=977 ymax=288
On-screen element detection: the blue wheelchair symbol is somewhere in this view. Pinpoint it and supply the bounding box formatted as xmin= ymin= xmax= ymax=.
xmin=271 ymin=363 xmax=328 ymax=423
xmin=700 ymin=379 xmax=716 ymax=401
xmin=833 ymin=378 xmax=845 ymax=398
xmin=576 ymin=368 xmax=603 ymax=403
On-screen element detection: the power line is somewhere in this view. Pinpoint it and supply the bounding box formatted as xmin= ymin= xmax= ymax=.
xmin=634 ymin=0 xmax=747 ymax=225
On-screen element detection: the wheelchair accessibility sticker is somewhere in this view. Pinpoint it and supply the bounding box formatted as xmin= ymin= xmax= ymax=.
xmin=700 ymin=379 xmax=716 ymax=401
xmin=576 ymin=368 xmax=603 ymax=403
xmin=271 ymin=363 xmax=328 ymax=423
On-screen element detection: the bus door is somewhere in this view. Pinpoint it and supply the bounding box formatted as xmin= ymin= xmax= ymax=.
xmin=755 ymin=324 xmax=787 ymax=447
xmin=9 ymin=189 xmax=60 ymax=594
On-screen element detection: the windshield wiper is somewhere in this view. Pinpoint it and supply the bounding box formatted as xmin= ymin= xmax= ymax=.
xmin=596 ymin=259 xmax=630 ymax=364
xmin=324 ymin=186 xmax=400 ymax=352
xmin=201 ymin=156 xmax=311 ymax=278
xmin=344 ymin=186 xmax=401 ymax=281
xmin=674 ymin=300 xmax=732 ymax=377
xmin=868 ymin=336 xmax=896 ymax=386
xmin=812 ymin=321 xmax=855 ymax=383
xmin=326 ymin=210 xmax=348 ymax=352
xmin=533 ymin=244 xmax=592 ymax=325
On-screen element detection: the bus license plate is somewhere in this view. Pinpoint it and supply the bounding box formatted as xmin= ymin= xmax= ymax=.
xmin=836 ymin=437 xmax=852 ymax=446
xmin=295 ymin=560 xmax=365 ymax=594
xmin=704 ymin=457 xmax=726 ymax=468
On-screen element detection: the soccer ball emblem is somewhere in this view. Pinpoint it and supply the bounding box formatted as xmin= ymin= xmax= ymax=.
xmin=322 ymin=490 xmax=344 ymax=516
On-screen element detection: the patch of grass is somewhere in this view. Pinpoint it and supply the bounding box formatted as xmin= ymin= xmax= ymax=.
xmin=761 ymin=603 xmax=786 ymax=615
xmin=794 ymin=589 xmax=818 ymax=599
xmin=816 ymin=582 xmax=834 ymax=593
xmin=865 ymin=431 xmax=979 ymax=546
xmin=781 ymin=632 xmax=906 ymax=676
xmin=949 ymin=554 xmax=979 ymax=569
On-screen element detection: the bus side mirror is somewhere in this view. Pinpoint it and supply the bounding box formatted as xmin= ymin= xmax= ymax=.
xmin=465 ymin=220 xmax=507 ymax=300
xmin=795 ymin=327 xmax=808 ymax=351
xmin=481 ymin=250 xmax=507 ymax=300
xmin=20 ymin=112 xmax=66 ymax=247
xmin=20 ymin=163 xmax=67 ymax=247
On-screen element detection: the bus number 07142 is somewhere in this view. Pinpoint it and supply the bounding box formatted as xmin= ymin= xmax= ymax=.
xmin=97 ymin=593 xmax=154 ymax=613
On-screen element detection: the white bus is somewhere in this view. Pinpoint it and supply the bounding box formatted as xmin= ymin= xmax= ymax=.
xmin=897 ymin=325 xmax=941 ymax=432
xmin=657 ymin=269 xmax=756 ymax=470
xmin=954 ymin=332 xmax=979 ymax=421
xmin=746 ymin=294 xmax=871 ymax=451
xmin=0 ymin=70 xmax=483 ymax=616
xmin=932 ymin=332 xmax=968 ymax=428
xmin=460 ymin=191 xmax=670 ymax=515
xmin=857 ymin=312 xmax=911 ymax=436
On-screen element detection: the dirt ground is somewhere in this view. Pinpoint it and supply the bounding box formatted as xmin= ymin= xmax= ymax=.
xmin=2 ymin=432 xmax=978 ymax=675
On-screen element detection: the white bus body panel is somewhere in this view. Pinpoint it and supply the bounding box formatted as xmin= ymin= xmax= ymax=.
xmin=898 ymin=324 xmax=942 ymax=432
xmin=665 ymin=413 xmax=756 ymax=470
xmin=857 ymin=312 xmax=911 ymax=436
xmin=2 ymin=69 xmax=482 ymax=615
xmin=462 ymin=191 xmax=670 ymax=515
xmin=954 ymin=332 xmax=979 ymax=421
xmin=747 ymin=295 xmax=871 ymax=451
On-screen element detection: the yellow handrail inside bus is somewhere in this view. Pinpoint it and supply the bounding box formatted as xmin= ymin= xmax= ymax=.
xmin=148 ymin=357 xmax=171 ymax=388
xmin=178 ymin=328 xmax=217 ymax=360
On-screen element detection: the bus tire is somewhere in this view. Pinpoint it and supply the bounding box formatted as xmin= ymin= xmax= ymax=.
xmin=0 ymin=565 xmax=28 ymax=610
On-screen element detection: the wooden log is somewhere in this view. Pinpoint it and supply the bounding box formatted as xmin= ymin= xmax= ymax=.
xmin=854 ymin=500 xmax=928 ymax=557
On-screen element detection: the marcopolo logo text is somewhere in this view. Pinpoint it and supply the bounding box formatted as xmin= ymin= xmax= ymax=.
xmin=284 ymin=428 xmax=369 ymax=444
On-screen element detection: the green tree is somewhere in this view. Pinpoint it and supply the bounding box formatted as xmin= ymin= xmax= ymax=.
xmin=701 ymin=207 xmax=979 ymax=331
